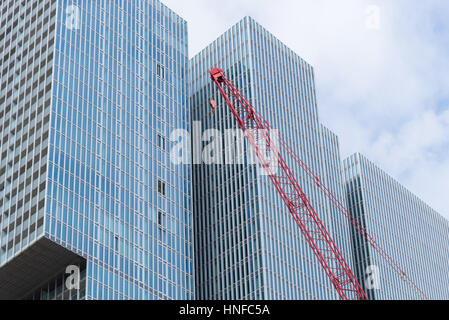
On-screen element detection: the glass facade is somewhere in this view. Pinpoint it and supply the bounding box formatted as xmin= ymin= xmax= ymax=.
xmin=343 ymin=153 xmax=449 ymax=300
xmin=0 ymin=0 xmax=193 ymax=300
xmin=4 ymin=0 xmax=445 ymax=302
xmin=190 ymin=17 xmax=354 ymax=300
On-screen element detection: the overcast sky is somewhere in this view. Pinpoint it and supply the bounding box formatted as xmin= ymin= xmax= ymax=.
xmin=163 ymin=0 xmax=449 ymax=220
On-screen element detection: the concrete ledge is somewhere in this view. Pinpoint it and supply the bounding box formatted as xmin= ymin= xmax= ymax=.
xmin=0 ymin=236 xmax=85 ymax=300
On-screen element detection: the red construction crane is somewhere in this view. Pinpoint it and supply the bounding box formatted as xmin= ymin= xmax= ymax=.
xmin=209 ymin=67 xmax=427 ymax=300
xmin=209 ymin=67 xmax=367 ymax=300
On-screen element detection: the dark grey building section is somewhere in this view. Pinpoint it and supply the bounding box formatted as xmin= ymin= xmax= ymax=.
xmin=0 ymin=236 xmax=85 ymax=300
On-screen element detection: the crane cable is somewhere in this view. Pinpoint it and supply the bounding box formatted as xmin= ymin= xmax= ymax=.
xmin=247 ymin=106 xmax=428 ymax=299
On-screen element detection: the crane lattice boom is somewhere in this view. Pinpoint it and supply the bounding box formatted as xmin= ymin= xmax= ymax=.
xmin=209 ymin=67 xmax=367 ymax=300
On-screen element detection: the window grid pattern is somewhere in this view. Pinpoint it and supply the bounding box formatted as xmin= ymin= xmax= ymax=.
xmin=45 ymin=0 xmax=192 ymax=300
xmin=1 ymin=0 xmax=193 ymax=300
xmin=0 ymin=0 xmax=56 ymax=266
xmin=343 ymin=153 xmax=449 ymax=299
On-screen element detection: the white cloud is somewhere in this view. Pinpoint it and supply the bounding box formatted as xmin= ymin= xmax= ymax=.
xmin=163 ymin=0 xmax=449 ymax=219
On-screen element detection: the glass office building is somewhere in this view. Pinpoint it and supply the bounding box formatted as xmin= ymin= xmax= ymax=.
xmin=190 ymin=17 xmax=354 ymax=300
xmin=0 ymin=0 xmax=193 ymax=300
xmin=343 ymin=153 xmax=449 ymax=300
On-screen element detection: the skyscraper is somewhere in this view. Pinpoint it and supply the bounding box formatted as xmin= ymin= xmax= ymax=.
xmin=343 ymin=153 xmax=449 ymax=300
xmin=0 ymin=0 xmax=193 ymax=300
xmin=190 ymin=17 xmax=354 ymax=300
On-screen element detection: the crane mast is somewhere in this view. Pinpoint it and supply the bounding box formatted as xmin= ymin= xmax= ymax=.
xmin=209 ymin=67 xmax=367 ymax=300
